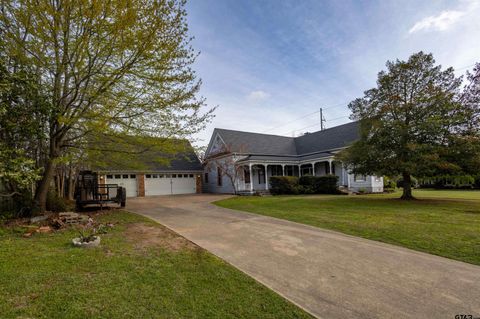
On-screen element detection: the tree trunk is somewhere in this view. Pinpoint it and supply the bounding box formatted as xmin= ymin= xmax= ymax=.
xmin=34 ymin=139 xmax=60 ymax=213
xmin=400 ymin=172 xmax=415 ymax=200
xmin=34 ymin=158 xmax=56 ymax=213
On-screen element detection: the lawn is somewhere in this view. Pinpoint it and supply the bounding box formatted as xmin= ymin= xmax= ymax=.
xmin=215 ymin=189 xmax=480 ymax=266
xmin=0 ymin=211 xmax=311 ymax=319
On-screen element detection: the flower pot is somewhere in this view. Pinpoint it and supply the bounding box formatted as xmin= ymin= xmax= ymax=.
xmin=72 ymin=236 xmax=101 ymax=248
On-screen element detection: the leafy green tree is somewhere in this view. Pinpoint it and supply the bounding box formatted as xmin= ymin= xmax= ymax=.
xmin=0 ymin=0 xmax=213 ymax=211
xmin=0 ymin=51 xmax=47 ymax=207
xmin=338 ymin=52 xmax=478 ymax=199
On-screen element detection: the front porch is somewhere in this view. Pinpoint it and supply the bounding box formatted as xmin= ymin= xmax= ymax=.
xmin=235 ymin=159 xmax=348 ymax=193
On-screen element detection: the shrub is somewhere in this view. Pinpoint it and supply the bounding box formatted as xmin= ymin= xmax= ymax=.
xmin=46 ymin=190 xmax=68 ymax=212
xmin=269 ymin=176 xmax=299 ymax=195
xmin=270 ymin=175 xmax=339 ymax=195
xmin=300 ymin=175 xmax=339 ymax=194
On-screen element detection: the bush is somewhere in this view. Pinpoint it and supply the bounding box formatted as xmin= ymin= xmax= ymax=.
xmin=300 ymin=175 xmax=339 ymax=194
xmin=269 ymin=176 xmax=299 ymax=195
xmin=270 ymin=175 xmax=339 ymax=195
xmin=383 ymin=176 xmax=396 ymax=193
xmin=46 ymin=190 xmax=68 ymax=212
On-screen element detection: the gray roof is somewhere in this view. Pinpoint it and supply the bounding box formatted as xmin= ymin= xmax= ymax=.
xmin=212 ymin=121 xmax=359 ymax=158
xmin=215 ymin=128 xmax=297 ymax=155
xmin=294 ymin=121 xmax=359 ymax=154
xmin=92 ymin=138 xmax=202 ymax=172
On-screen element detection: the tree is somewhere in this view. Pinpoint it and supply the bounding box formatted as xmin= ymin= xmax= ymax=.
xmin=338 ymin=52 xmax=478 ymax=199
xmin=0 ymin=49 xmax=46 ymax=209
xmin=206 ymin=155 xmax=243 ymax=194
xmin=0 ymin=0 xmax=213 ymax=212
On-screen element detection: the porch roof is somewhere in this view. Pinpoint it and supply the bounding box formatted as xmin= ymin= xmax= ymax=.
xmin=235 ymin=152 xmax=334 ymax=164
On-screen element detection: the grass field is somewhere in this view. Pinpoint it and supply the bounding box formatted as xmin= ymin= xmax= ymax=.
xmin=215 ymin=189 xmax=480 ymax=265
xmin=0 ymin=211 xmax=311 ymax=319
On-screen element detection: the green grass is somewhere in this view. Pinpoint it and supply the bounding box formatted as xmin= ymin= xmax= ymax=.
xmin=0 ymin=211 xmax=311 ymax=319
xmin=215 ymin=189 xmax=480 ymax=265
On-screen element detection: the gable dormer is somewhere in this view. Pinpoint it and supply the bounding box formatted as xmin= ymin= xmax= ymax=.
xmin=205 ymin=130 xmax=228 ymax=158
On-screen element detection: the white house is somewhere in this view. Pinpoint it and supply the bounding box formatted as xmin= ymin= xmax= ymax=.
xmin=203 ymin=121 xmax=383 ymax=194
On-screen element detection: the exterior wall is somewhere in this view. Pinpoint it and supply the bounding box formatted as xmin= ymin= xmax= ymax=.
xmin=348 ymin=174 xmax=383 ymax=193
xmin=203 ymin=156 xmax=236 ymax=194
xmin=196 ymin=174 xmax=202 ymax=193
xmin=137 ymin=174 xmax=145 ymax=197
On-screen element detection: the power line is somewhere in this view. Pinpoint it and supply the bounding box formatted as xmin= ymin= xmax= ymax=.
xmin=261 ymin=101 xmax=350 ymax=133
xmin=267 ymin=62 xmax=477 ymax=135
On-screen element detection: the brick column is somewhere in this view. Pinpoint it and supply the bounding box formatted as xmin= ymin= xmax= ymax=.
xmin=137 ymin=174 xmax=145 ymax=197
xmin=196 ymin=174 xmax=202 ymax=193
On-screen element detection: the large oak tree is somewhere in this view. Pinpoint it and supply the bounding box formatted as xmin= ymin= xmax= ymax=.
xmin=339 ymin=52 xmax=479 ymax=199
xmin=0 ymin=0 xmax=213 ymax=211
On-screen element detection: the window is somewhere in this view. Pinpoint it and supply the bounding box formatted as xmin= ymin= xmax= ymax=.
xmin=271 ymin=166 xmax=282 ymax=176
xmin=354 ymin=174 xmax=366 ymax=182
xmin=178 ymin=174 xmax=183 ymax=178
xmin=122 ymin=174 xmax=128 ymax=179
xmin=130 ymin=174 xmax=136 ymax=179
xmin=159 ymin=174 xmax=164 ymax=178
xmin=172 ymin=174 xmax=177 ymax=178
xmin=331 ymin=163 xmax=336 ymax=175
xmin=244 ymin=168 xmax=250 ymax=183
xmin=152 ymin=174 xmax=158 ymax=178
xmin=375 ymin=176 xmax=381 ymax=182
xmin=284 ymin=166 xmax=294 ymax=176
xmin=146 ymin=174 xmax=151 ymax=178
xmin=258 ymin=167 xmax=265 ymax=184
xmin=301 ymin=165 xmax=313 ymax=176
xmin=165 ymin=174 xmax=171 ymax=178
xmin=106 ymin=174 xmax=113 ymax=179
xmin=189 ymin=174 xmax=194 ymax=178
xmin=217 ymin=167 xmax=222 ymax=186
xmin=114 ymin=174 xmax=121 ymax=179
xmin=205 ymin=173 xmax=209 ymax=183
xmin=184 ymin=174 xmax=189 ymax=178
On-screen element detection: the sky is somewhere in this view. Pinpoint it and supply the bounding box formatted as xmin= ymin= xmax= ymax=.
xmin=186 ymin=0 xmax=480 ymax=147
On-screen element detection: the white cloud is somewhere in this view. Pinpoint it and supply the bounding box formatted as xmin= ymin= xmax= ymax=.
xmin=247 ymin=90 xmax=270 ymax=101
xmin=409 ymin=10 xmax=465 ymax=33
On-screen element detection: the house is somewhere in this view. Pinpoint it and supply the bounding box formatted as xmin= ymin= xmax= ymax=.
xmin=93 ymin=138 xmax=203 ymax=197
xmin=203 ymin=121 xmax=383 ymax=194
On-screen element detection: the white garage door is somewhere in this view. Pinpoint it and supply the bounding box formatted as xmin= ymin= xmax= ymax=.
xmin=172 ymin=173 xmax=196 ymax=194
xmin=105 ymin=174 xmax=138 ymax=197
xmin=145 ymin=174 xmax=172 ymax=196
xmin=145 ymin=173 xmax=196 ymax=195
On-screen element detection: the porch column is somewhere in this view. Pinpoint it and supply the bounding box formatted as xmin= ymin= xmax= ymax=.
xmin=264 ymin=164 xmax=269 ymax=190
xmin=281 ymin=164 xmax=285 ymax=176
xmin=249 ymin=163 xmax=253 ymax=192
xmin=298 ymin=165 xmax=302 ymax=177
xmin=328 ymin=159 xmax=333 ymax=174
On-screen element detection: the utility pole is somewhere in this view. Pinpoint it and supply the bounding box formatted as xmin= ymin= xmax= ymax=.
xmin=320 ymin=108 xmax=326 ymax=130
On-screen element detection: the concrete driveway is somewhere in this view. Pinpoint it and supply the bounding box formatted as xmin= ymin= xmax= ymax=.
xmin=127 ymin=194 xmax=480 ymax=319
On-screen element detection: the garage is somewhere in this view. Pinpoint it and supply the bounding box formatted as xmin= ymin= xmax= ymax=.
xmin=96 ymin=138 xmax=202 ymax=197
xmin=105 ymin=174 xmax=138 ymax=197
xmin=145 ymin=173 xmax=196 ymax=195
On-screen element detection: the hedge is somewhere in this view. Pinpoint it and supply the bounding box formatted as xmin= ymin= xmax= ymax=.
xmin=269 ymin=176 xmax=300 ymax=195
xmin=270 ymin=175 xmax=339 ymax=195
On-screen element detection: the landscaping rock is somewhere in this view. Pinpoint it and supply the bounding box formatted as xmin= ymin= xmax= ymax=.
xmin=59 ymin=212 xmax=89 ymax=225
xmin=37 ymin=226 xmax=52 ymax=233
xmin=72 ymin=236 xmax=101 ymax=248
xmin=29 ymin=215 xmax=49 ymax=224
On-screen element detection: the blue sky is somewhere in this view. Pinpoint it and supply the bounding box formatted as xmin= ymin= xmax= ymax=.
xmin=186 ymin=0 xmax=480 ymax=147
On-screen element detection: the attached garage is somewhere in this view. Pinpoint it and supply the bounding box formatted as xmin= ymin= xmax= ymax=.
xmin=94 ymin=138 xmax=203 ymax=198
xmin=145 ymin=173 xmax=196 ymax=196
xmin=105 ymin=174 xmax=138 ymax=198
